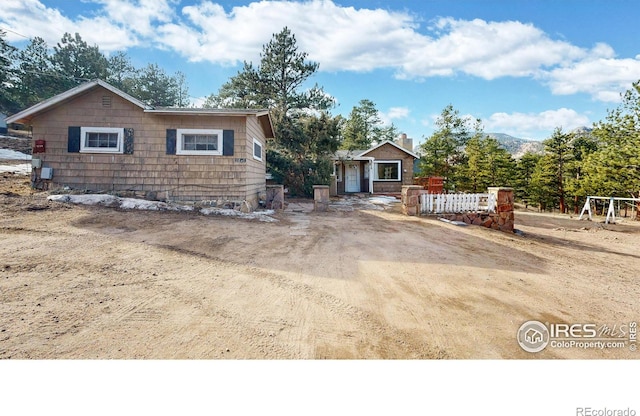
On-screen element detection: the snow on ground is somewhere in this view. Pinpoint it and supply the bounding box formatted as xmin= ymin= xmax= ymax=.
xmin=331 ymin=195 xmax=399 ymax=211
xmin=0 ymin=149 xmax=32 ymax=175
xmin=0 ymin=148 xmax=32 ymax=160
xmin=0 ymin=163 xmax=31 ymax=175
xmin=47 ymin=194 xmax=278 ymax=221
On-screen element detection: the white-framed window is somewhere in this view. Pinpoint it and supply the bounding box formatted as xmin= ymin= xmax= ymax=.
xmin=373 ymin=160 xmax=401 ymax=181
xmin=80 ymin=127 xmax=124 ymax=153
xmin=177 ymin=129 xmax=223 ymax=156
xmin=253 ymin=138 xmax=263 ymax=161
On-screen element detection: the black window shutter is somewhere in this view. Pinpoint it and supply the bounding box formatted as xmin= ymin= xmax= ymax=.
xmin=68 ymin=126 xmax=81 ymax=153
xmin=166 ymin=129 xmax=177 ymax=155
xmin=223 ymin=130 xmax=234 ymax=156
xmin=123 ymin=128 xmax=134 ymax=154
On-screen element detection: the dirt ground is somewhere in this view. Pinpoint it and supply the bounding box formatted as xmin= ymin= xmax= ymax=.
xmin=1 ymin=168 xmax=639 ymax=359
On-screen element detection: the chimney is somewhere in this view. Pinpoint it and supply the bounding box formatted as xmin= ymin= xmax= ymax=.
xmin=397 ymin=133 xmax=413 ymax=152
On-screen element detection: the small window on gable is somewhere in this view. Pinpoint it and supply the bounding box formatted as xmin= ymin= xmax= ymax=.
xmin=80 ymin=127 xmax=123 ymax=153
xmin=253 ymin=138 xmax=263 ymax=161
xmin=177 ymin=129 xmax=222 ymax=155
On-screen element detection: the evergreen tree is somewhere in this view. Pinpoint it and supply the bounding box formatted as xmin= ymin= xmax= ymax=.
xmin=581 ymin=81 xmax=640 ymax=201
xmin=130 ymin=63 xmax=180 ymax=107
xmin=207 ymin=27 xmax=339 ymax=196
xmin=529 ymin=154 xmax=558 ymax=211
xmin=14 ymin=37 xmax=60 ymax=109
xmin=341 ymin=99 xmax=396 ymax=150
xmin=515 ymin=152 xmax=542 ymax=207
xmin=52 ymin=32 xmax=108 ymax=90
xmin=106 ymin=51 xmax=137 ymax=94
xmin=0 ymin=29 xmax=19 ymax=114
xmin=419 ymin=105 xmax=482 ymax=191
xmin=541 ymin=127 xmax=573 ymax=213
xmin=458 ymin=135 xmax=515 ymax=192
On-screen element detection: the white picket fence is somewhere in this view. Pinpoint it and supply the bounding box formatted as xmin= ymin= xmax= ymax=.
xmin=420 ymin=193 xmax=496 ymax=214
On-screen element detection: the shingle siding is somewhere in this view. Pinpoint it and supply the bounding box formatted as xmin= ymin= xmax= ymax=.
xmin=30 ymin=86 xmax=268 ymax=209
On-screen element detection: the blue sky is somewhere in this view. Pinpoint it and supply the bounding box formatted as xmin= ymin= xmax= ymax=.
xmin=3 ymin=0 xmax=640 ymax=143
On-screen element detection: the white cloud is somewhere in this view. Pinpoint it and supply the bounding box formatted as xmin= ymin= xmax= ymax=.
xmin=545 ymin=54 xmax=640 ymax=102
xmin=485 ymin=108 xmax=591 ymax=138
xmin=380 ymin=107 xmax=410 ymax=125
xmin=399 ymin=18 xmax=586 ymax=80
xmin=1 ymin=0 xmax=638 ymax=104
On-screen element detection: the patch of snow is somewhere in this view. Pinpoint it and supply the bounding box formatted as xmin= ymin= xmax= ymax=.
xmin=368 ymin=196 xmax=399 ymax=205
xmin=0 ymin=163 xmax=31 ymax=175
xmin=48 ymin=194 xmax=119 ymax=206
xmin=47 ymin=194 xmax=276 ymax=221
xmin=330 ymin=195 xmax=398 ymax=211
xmin=200 ymin=207 xmax=277 ymax=222
xmin=0 ymin=149 xmax=31 ymax=160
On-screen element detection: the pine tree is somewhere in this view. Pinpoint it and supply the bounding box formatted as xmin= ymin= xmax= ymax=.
xmin=207 ymin=27 xmax=339 ymax=196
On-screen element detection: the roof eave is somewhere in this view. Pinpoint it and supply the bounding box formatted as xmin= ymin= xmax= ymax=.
xmin=360 ymin=140 xmax=419 ymax=159
xmin=5 ymin=79 xmax=150 ymax=125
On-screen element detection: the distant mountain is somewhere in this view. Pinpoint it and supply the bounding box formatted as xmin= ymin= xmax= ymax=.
xmin=485 ymin=133 xmax=544 ymax=159
xmin=413 ymin=127 xmax=594 ymax=159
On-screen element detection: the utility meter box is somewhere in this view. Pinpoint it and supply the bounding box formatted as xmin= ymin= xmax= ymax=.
xmin=31 ymin=158 xmax=42 ymax=168
xmin=41 ymin=167 xmax=53 ymax=180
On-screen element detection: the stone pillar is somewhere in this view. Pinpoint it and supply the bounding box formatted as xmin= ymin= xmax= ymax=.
xmin=488 ymin=187 xmax=514 ymax=233
xmin=313 ymin=185 xmax=330 ymax=212
xmin=402 ymin=185 xmax=422 ymax=216
xmin=266 ymin=185 xmax=285 ymax=210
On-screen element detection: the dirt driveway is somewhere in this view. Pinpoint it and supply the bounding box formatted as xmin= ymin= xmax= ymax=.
xmin=1 ymin=173 xmax=638 ymax=359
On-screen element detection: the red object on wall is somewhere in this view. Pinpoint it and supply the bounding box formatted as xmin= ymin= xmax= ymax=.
xmin=33 ymin=139 xmax=45 ymax=153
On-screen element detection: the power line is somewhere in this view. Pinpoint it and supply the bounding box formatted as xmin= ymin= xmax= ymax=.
xmin=0 ymin=27 xmax=30 ymax=39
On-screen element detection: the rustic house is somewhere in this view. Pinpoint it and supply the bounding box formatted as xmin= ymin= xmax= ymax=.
xmin=332 ymin=138 xmax=418 ymax=195
xmin=5 ymin=80 xmax=274 ymax=211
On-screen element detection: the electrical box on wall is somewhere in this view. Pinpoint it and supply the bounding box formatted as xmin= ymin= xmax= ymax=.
xmin=31 ymin=158 xmax=42 ymax=168
xmin=41 ymin=167 xmax=53 ymax=180
xmin=33 ymin=139 xmax=46 ymax=153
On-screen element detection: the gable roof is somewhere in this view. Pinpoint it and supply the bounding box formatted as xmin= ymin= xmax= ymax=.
xmin=360 ymin=140 xmax=419 ymax=159
xmin=5 ymin=80 xmax=275 ymax=138
xmin=333 ymin=140 xmax=418 ymax=160
xmin=5 ymin=80 xmax=150 ymax=124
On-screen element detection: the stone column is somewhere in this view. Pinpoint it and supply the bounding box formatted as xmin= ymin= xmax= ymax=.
xmin=402 ymin=185 xmax=422 ymax=216
xmin=488 ymin=187 xmax=514 ymax=233
xmin=313 ymin=185 xmax=330 ymax=212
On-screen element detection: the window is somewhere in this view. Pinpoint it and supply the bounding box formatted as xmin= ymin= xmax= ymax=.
xmin=80 ymin=127 xmax=123 ymax=153
xmin=177 ymin=129 xmax=222 ymax=155
xmin=374 ymin=160 xmax=401 ymax=181
xmin=253 ymin=138 xmax=263 ymax=161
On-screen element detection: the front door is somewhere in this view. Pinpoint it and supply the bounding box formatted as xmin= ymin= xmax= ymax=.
xmin=345 ymin=163 xmax=360 ymax=192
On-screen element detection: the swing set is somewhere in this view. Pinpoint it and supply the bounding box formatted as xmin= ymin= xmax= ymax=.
xmin=578 ymin=196 xmax=640 ymax=224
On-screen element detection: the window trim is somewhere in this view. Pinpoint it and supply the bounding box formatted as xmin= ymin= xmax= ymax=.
xmin=253 ymin=138 xmax=263 ymax=161
xmin=373 ymin=160 xmax=402 ymax=181
xmin=80 ymin=127 xmax=124 ymax=154
xmin=176 ymin=128 xmax=223 ymax=156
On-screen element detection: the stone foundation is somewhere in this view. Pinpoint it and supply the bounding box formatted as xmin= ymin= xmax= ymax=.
xmin=439 ymin=211 xmax=514 ymax=233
